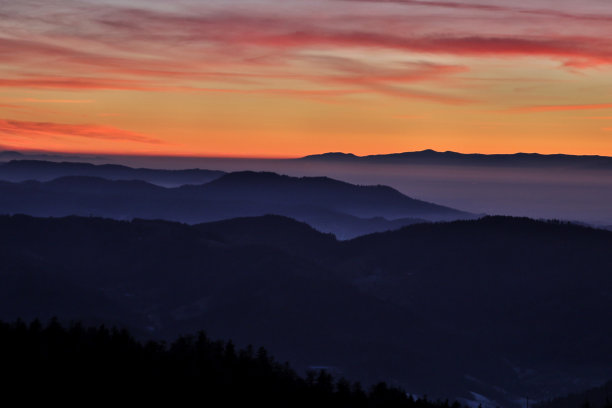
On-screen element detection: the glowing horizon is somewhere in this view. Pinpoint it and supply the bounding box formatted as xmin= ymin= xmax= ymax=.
xmin=2 ymin=0 xmax=612 ymax=157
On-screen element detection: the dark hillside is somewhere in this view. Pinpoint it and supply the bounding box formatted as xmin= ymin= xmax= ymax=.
xmin=1 ymin=318 xmax=457 ymax=407
xmin=1 ymin=214 xmax=611 ymax=405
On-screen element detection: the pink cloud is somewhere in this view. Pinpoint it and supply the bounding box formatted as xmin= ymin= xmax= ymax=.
xmin=7 ymin=5 xmax=612 ymax=67
xmin=342 ymin=0 xmax=612 ymax=24
xmin=1 ymin=0 xmax=611 ymax=103
xmin=243 ymin=31 xmax=612 ymax=68
xmin=311 ymin=59 xmax=470 ymax=85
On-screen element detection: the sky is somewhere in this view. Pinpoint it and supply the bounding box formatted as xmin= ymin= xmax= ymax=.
xmin=1 ymin=0 xmax=612 ymax=157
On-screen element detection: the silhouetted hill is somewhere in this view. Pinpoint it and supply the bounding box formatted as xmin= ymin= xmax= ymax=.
xmin=0 ymin=214 xmax=448 ymax=396
xmin=535 ymin=380 xmax=612 ymax=408
xmin=299 ymin=152 xmax=359 ymax=161
xmin=294 ymin=212 xmax=426 ymax=240
xmin=195 ymin=215 xmax=338 ymax=257
xmin=301 ymin=150 xmax=612 ymax=169
xmin=0 ymin=318 xmax=459 ymax=407
xmin=191 ymin=171 xmax=468 ymax=220
xmin=338 ymin=217 xmax=612 ymax=361
xmin=1 ymin=214 xmax=611 ymax=406
xmin=0 ymin=172 xmax=471 ymax=238
xmin=0 ymin=150 xmax=25 ymax=159
xmin=0 ymin=159 xmax=225 ymax=186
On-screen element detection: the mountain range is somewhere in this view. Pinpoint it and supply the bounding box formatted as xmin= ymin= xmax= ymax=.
xmin=301 ymin=150 xmax=612 ymax=169
xmin=0 ymin=159 xmax=225 ymax=187
xmin=1 ymin=214 xmax=611 ymax=407
xmin=6 ymin=149 xmax=612 ymax=171
xmin=0 ymin=170 xmax=473 ymax=239
xmin=2 ymin=152 xmax=610 ymax=407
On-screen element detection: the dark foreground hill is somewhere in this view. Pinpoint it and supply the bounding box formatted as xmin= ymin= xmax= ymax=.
xmin=0 ymin=172 xmax=472 ymax=238
xmin=1 ymin=318 xmax=455 ymax=407
xmin=535 ymin=380 xmax=612 ymax=408
xmin=0 ymin=159 xmax=225 ymax=186
xmin=1 ymin=214 xmax=611 ymax=406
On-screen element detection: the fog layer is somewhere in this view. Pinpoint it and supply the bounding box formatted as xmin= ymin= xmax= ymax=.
xmin=94 ymin=155 xmax=612 ymax=226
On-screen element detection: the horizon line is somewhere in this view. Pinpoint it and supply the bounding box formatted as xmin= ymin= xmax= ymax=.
xmin=2 ymin=147 xmax=612 ymax=160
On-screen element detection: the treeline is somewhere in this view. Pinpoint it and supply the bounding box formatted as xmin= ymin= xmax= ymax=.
xmin=536 ymin=381 xmax=612 ymax=408
xmin=0 ymin=318 xmax=461 ymax=407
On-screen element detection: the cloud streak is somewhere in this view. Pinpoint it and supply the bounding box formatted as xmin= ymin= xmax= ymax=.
xmin=0 ymin=76 xmax=159 ymax=91
xmin=1 ymin=0 xmax=611 ymax=99
xmin=1 ymin=0 xmax=612 ymax=156
xmin=0 ymin=118 xmax=163 ymax=144
xmin=517 ymin=103 xmax=612 ymax=112
xmin=342 ymin=0 xmax=612 ymax=24
xmin=22 ymin=98 xmax=94 ymax=104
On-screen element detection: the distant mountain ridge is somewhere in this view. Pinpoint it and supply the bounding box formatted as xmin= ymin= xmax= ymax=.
xmin=191 ymin=171 xmax=463 ymax=219
xmin=6 ymin=149 xmax=612 ymax=170
xmin=0 ymin=151 xmax=25 ymax=159
xmin=0 ymin=159 xmax=225 ymax=186
xmin=301 ymin=150 xmax=612 ymax=168
xmin=0 ymin=171 xmax=473 ymax=238
xmin=0 ymin=150 xmax=101 ymax=162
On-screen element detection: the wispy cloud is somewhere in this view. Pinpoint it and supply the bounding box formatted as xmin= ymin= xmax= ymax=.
xmin=22 ymin=98 xmax=94 ymax=104
xmin=0 ymin=103 xmax=24 ymax=109
xmin=516 ymin=103 xmax=612 ymax=112
xmin=341 ymin=0 xmax=612 ymax=24
xmin=0 ymin=118 xmax=163 ymax=144
xmin=1 ymin=0 xmax=611 ymax=101
xmin=0 ymin=76 xmax=160 ymax=91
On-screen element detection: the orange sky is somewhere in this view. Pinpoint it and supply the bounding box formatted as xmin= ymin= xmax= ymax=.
xmin=2 ymin=0 xmax=612 ymax=157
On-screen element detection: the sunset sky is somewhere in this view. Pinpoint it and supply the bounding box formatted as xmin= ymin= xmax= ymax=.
xmin=1 ymin=0 xmax=612 ymax=157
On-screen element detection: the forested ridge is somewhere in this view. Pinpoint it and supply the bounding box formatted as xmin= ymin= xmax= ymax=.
xmin=1 ymin=214 xmax=611 ymax=405
xmin=535 ymin=381 xmax=612 ymax=408
xmin=1 ymin=318 xmax=460 ymax=407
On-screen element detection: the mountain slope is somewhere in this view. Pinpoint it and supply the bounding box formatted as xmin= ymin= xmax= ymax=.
xmin=0 ymin=172 xmax=472 ymax=238
xmin=0 ymin=318 xmax=457 ymax=408
xmin=0 ymin=159 xmax=225 ymax=186
xmin=535 ymin=380 xmax=612 ymax=408
xmin=1 ymin=214 xmax=611 ymax=406
xmin=186 ymin=171 xmax=470 ymax=220
xmin=0 ymin=214 xmax=451 ymax=393
xmin=332 ymin=217 xmax=612 ymax=402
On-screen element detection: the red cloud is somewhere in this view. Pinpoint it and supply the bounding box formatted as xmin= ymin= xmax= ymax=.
xmin=244 ymin=31 xmax=612 ymax=68
xmin=0 ymin=118 xmax=163 ymax=144
xmin=95 ymin=8 xmax=611 ymax=66
xmin=2 ymin=1 xmax=611 ymax=101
